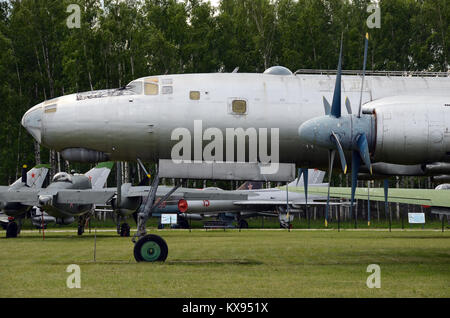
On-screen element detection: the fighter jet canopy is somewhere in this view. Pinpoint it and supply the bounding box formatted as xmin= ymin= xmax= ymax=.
xmin=263 ymin=66 xmax=293 ymax=75
xmin=52 ymin=172 xmax=73 ymax=183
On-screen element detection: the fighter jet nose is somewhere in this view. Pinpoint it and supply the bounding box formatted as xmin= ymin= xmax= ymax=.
xmin=22 ymin=104 xmax=43 ymax=144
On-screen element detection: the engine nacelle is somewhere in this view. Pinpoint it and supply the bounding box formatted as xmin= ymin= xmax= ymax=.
xmin=61 ymin=148 xmax=109 ymax=163
xmin=370 ymin=97 xmax=450 ymax=164
xmin=56 ymin=217 xmax=75 ymax=225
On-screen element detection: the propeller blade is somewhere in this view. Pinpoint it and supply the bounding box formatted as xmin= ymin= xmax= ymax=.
xmin=296 ymin=168 xmax=308 ymax=187
xmin=345 ymin=97 xmax=352 ymax=114
xmin=323 ymin=97 xmax=331 ymax=115
xmin=358 ymin=33 xmax=369 ymax=118
xmin=367 ymin=180 xmax=371 ymax=227
xmin=384 ymin=179 xmax=391 ymax=232
xmin=325 ymin=149 xmax=336 ymax=228
xmin=330 ymin=34 xmax=344 ymax=118
xmin=331 ymin=131 xmax=348 ymax=174
xmin=350 ymin=150 xmax=361 ymax=223
xmin=298 ymin=168 xmax=311 ymax=229
xmin=356 ymin=133 xmax=372 ymax=174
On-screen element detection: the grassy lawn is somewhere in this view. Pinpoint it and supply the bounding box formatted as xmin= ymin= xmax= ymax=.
xmin=0 ymin=229 xmax=448 ymax=298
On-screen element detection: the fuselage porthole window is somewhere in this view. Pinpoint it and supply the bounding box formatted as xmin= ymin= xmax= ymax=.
xmin=190 ymin=91 xmax=200 ymax=100
xmin=162 ymin=86 xmax=173 ymax=95
xmin=232 ymin=99 xmax=247 ymax=115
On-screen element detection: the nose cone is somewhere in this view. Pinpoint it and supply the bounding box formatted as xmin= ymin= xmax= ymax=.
xmin=22 ymin=104 xmax=43 ymax=143
xmin=298 ymin=116 xmax=337 ymax=149
xmin=298 ymin=118 xmax=321 ymax=145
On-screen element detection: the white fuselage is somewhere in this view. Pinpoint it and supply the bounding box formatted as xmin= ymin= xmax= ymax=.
xmin=22 ymin=72 xmax=450 ymax=168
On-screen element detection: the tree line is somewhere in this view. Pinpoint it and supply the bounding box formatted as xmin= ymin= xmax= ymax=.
xmin=0 ymin=0 xmax=448 ymax=187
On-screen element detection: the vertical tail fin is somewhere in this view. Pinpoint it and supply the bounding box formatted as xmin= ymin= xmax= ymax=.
xmin=11 ymin=164 xmax=50 ymax=188
xmin=85 ymin=162 xmax=114 ymax=189
xmin=288 ymin=169 xmax=326 ymax=187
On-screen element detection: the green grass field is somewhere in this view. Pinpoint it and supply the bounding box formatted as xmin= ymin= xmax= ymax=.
xmin=0 ymin=229 xmax=449 ymax=298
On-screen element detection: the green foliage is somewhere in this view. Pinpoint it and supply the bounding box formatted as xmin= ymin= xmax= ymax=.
xmin=0 ymin=0 xmax=448 ymax=184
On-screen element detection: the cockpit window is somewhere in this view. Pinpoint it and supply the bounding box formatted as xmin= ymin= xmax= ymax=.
xmin=125 ymin=81 xmax=143 ymax=95
xmin=52 ymin=172 xmax=73 ymax=183
xmin=145 ymin=83 xmax=159 ymax=95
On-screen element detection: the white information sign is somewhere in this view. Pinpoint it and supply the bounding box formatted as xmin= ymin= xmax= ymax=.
xmin=408 ymin=213 xmax=425 ymax=224
xmin=161 ymin=214 xmax=178 ymax=225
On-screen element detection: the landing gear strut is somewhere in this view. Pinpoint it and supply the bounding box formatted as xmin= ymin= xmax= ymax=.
xmin=132 ymin=170 xmax=179 ymax=262
xmin=77 ymin=213 xmax=91 ymax=236
xmin=238 ymin=219 xmax=248 ymax=229
xmin=120 ymin=223 xmax=130 ymax=237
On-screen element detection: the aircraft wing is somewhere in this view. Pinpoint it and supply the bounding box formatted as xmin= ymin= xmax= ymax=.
xmin=0 ymin=188 xmax=115 ymax=206
xmin=55 ymin=189 xmax=116 ymax=205
xmin=305 ymin=186 xmax=450 ymax=207
xmin=233 ymin=200 xmax=343 ymax=206
xmin=123 ymin=186 xmax=248 ymax=200
xmin=0 ymin=189 xmax=41 ymax=206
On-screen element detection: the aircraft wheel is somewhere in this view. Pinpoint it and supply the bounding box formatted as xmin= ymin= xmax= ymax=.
xmin=77 ymin=226 xmax=84 ymax=236
xmin=238 ymin=219 xmax=248 ymax=229
xmin=6 ymin=222 xmax=18 ymax=238
xmin=134 ymin=234 xmax=168 ymax=262
xmin=120 ymin=223 xmax=130 ymax=237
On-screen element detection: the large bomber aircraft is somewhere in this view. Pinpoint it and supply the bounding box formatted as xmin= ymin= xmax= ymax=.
xmin=19 ymin=36 xmax=450 ymax=261
xmin=0 ymin=162 xmax=115 ymax=237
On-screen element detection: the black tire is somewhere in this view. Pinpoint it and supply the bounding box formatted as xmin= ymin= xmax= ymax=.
xmin=6 ymin=222 xmax=18 ymax=238
xmin=239 ymin=219 xmax=248 ymax=229
xmin=134 ymin=234 xmax=168 ymax=262
xmin=157 ymin=223 xmax=164 ymax=229
xmin=178 ymin=218 xmax=190 ymax=229
xmin=77 ymin=226 xmax=84 ymax=236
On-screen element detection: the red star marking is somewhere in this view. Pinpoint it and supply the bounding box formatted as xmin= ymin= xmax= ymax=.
xmin=31 ymin=173 xmax=35 ymax=178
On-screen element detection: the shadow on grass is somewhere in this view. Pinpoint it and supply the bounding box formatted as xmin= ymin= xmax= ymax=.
xmin=47 ymin=259 xmax=263 ymax=266
xmin=166 ymin=259 xmax=263 ymax=266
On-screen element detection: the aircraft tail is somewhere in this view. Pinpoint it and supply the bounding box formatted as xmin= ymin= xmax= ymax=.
xmin=288 ymin=169 xmax=326 ymax=187
xmin=85 ymin=162 xmax=114 ymax=189
xmin=10 ymin=164 xmax=50 ymax=189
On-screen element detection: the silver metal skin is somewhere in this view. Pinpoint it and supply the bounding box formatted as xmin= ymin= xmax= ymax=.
xmin=22 ymin=72 xmax=450 ymax=168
